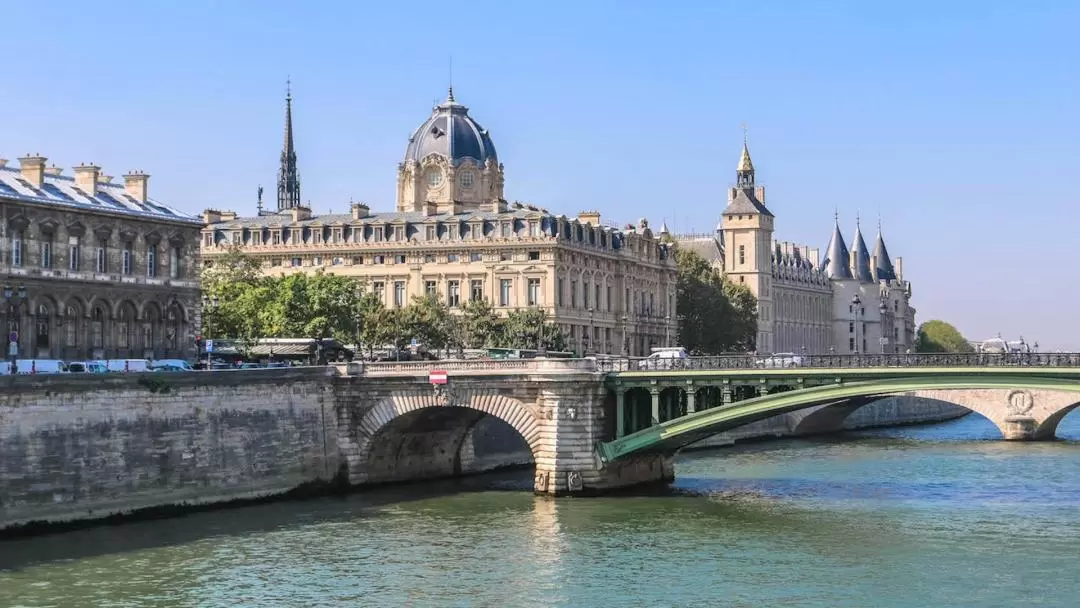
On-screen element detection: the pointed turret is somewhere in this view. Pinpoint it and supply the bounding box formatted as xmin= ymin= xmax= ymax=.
xmin=821 ymin=219 xmax=853 ymax=279
xmin=277 ymin=80 xmax=301 ymax=211
xmin=736 ymin=142 xmax=755 ymax=189
xmin=849 ymin=219 xmax=874 ymax=282
xmin=871 ymin=225 xmax=896 ymax=281
xmin=658 ymin=220 xmax=670 ymax=235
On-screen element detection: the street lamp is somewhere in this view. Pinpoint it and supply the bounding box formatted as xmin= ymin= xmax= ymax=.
xmin=664 ymin=314 xmax=671 ymax=347
xmin=3 ymin=283 xmax=27 ymax=367
xmin=621 ymin=314 xmax=630 ymax=357
xmin=851 ymin=294 xmax=861 ymax=355
xmin=201 ymin=294 xmax=219 ymax=368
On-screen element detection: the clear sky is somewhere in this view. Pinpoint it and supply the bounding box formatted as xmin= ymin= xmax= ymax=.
xmin=3 ymin=1 xmax=1077 ymax=348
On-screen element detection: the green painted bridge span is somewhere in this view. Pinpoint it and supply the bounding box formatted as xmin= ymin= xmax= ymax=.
xmin=597 ymin=368 xmax=1080 ymax=463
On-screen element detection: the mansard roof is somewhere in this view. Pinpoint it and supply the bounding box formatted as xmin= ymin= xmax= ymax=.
xmin=0 ymin=166 xmax=197 ymax=224
xmin=208 ymin=207 xmax=555 ymax=229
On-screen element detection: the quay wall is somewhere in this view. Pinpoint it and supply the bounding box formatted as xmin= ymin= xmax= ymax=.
xmin=687 ymin=396 xmax=969 ymax=449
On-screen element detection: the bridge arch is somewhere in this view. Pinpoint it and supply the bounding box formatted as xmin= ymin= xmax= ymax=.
xmin=349 ymin=389 xmax=540 ymax=485
xmin=598 ymin=375 xmax=1080 ymax=463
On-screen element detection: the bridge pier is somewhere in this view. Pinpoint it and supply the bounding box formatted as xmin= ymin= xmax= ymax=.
xmin=1002 ymin=415 xmax=1038 ymax=440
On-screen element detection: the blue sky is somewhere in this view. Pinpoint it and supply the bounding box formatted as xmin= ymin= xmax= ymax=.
xmin=4 ymin=1 xmax=1077 ymax=348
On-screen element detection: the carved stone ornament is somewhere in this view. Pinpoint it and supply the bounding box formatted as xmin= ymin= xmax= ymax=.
xmin=432 ymin=383 xmax=457 ymax=407
xmin=566 ymin=471 xmax=584 ymax=492
xmin=1007 ymin=390 xmax=1034 ymax=415
xmin=534 ymin=472 xmax=550 ymax=493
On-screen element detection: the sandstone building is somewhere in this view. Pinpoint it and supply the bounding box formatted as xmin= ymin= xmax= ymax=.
xmin=0 ymin=155 xmax=202 ymax=360
xmin=674 ymin=143 xmax=916 ymax=355
xmin=200 ymin=89 xmax=677 ymax=356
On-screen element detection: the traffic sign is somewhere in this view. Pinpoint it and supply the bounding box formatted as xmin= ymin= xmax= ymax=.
xmin=206 ymin=339 xmax=215 ymax=353
xmin=429 ymin=370 xmax=448 ymax=385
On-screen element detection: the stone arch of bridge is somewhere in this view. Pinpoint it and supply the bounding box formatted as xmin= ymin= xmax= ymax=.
xmin=349 ymin=389 xmax=540 ymax=485
xmin=598 ymin=376 xmax=1080 ymax=462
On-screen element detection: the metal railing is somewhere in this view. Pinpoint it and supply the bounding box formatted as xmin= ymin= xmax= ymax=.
xmin=597 ymin=352 xmax=1080 ymax=373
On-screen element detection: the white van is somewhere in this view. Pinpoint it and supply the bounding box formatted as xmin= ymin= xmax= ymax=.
xmin=645 ymin=347 xmax=688 ymax=370
xmin=68 ymin=361 xmax=107 ymax=374
xmin=2 ymin=359 xmax=71 ymax=374
xmin=104 ymin=359 xmax=151 ymax=373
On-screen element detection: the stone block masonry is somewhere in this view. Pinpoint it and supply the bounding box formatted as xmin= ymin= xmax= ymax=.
xmin=0 ymin=369 xmax=339 ymax=532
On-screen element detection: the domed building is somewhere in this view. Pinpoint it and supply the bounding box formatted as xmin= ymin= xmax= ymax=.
xmin=200 ymin=86 xmax=678 ymax=357
xmin=396 ymin=89 xmax=505 ymax=214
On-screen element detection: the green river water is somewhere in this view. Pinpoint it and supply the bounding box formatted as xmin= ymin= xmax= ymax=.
xmin=2 ymin=413 xmax=1078 ymax=607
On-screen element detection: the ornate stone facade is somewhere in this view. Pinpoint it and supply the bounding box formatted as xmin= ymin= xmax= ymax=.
xmin=200 ymin=90 xmax=677 ymax=356
xmin=674 ymin=143 xmax=916 ymax=355
xmin=0 ymin=155 xmax=201 ymax=361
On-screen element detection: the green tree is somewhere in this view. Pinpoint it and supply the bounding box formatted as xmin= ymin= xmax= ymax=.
xmin=267 ymin=271 xmax=361 ymax=342
xmin=402 ymin=295 xmax=452 ymax=355
xmin=461 ymin=299 xmax=499 ymax=348
xmin=674 ymin=248 xmax=757 ymax=354
xmin=497 ymin=307 xmax=567 ymax=352
xmin=915 ymin=320 xmax=974 ymax=353
xmin=200 ymin=246 xmax=269 ymax=352
xmin=356 ymin=292 xmax=391 ymax=358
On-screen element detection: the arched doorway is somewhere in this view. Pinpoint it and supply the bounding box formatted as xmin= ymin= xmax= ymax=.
xmin=63 ymin=298 xmax=83 ymax=360
xmin=142 ymin=302 xmax=161 ymax=359
xmin=34 ymin=301 xmax=53 ymax=358
xmin=116 ymin=301 xmax=138 ymax=358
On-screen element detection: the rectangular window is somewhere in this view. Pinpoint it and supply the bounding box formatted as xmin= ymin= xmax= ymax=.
xmin=332 ymin=257 xmax=343 ymax=265
xmin=606 ymin=285 xmax=613 ymax=312
xmin=11 ymin=233 xmax=22 ymax=267
xmin=530 ymin=222 xmax=540 ymax=237
xmin=849 ymin=321 xmax=854 ymax=333
xmin=147 ymin=247 xmax=156 ymax=277
xmin=425 ymin=226 xmax=436 ymax=240
xmin=557 ymin=278 xmax=564 ymax=307
xmin=232 ymin=232 xmax=241 ymax=245
xmin=313 ymin=256 xmax=323 ymax=266
xmin=583 ymin=281 xmax=590 ymax=308
xmin=170 ymin=246 xmax=181 ymax=278
xmin=352 ymin=256 xmax=363 ymax=265
xmin=68 ymin=236 xmax=81 ymax=271
xmin=448 ymin=280 xmax=461 ymax=307
xmin=395 ymin=254 xmax=406 ymax=264
xmin=738 ymin=244 xmax=745 ymax=265
xmin=571 ymin=281 xmax=578 ymax=308
xmin=499 ymin=279 xmax=512 ymax=307
xmin=96 ymin=240 xmax=107 ymax=273
xmin=470 ymin=279 xmax=484 ymax=302
xmin=425 ymin=280 xmax=437 ymax=296
xmin=527 ymin=278 xmax=540 ymax=306
xmin=374 ymin=255 xmax=385 ymax=264
xmin=470 ymin=252 xmax=482 ymax=262
xmin=373 ymin=227 xmax=384 ymax=241
xmin=849 ymin=337 xmax=856 ymax=352
xmin=40 ymin=241 xmax=51 ymax=269
xmin=527 ymin=251 xmax=540 ymax=261
xmin=424 ymin=254 xmax=436 ymax=263
xmin=499 ymin=251 xmax=511 ymax=261
xmin=595 ymin=284 xmax=601 ymax=310
xmin=122 ymin=243 xmax=132 ymax=275
xmin=394 ymin=226 xmax=404 ymax=241
xmin=291 ymin=257 xmax=302 ymax=267
xmin=272 ymin=232 xmax=281 ymax=245
xmin=447 ymin=253 xmax=459 ymax=262
xmin=393 ymin=281 xmax=406 ymax=308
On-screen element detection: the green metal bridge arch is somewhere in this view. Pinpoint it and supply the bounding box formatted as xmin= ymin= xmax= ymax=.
xmin=597 ymin=369 xmax=1080 ymax=463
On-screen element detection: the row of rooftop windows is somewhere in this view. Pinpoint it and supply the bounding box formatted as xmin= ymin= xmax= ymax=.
xmin=6 ymin=232 xmax=186 ymax=279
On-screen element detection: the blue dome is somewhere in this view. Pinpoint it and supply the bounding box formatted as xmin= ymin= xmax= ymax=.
xmin=404 ymin=90 xmax=497 ymax=167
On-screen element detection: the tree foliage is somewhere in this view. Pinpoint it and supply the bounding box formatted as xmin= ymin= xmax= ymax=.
xmin=915 ymin=320 xmax=973 ymax=353
xmin=674 ymin=248 xmax=758 ymax=354
xmin=496 ymin=307 xmax=568 ymax=351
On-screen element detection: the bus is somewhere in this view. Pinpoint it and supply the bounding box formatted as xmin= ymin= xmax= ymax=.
xmin=485 ymin=348 xmax=574 ymax=360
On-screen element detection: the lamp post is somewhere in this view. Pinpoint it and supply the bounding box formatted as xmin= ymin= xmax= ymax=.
xmin=201 ymin=294 xmax=219 ymax=368
xmin=664 ymin=314 xmax=671 ymax=347
xmin=3 ymin=283 xmax=27 ymax=367
xmin=851 ymin=294 xmax=861 ymax=355
xmin=621 ymin=314 xmax=630 ymax=357
xmin=879 ymin=300 xmax=888 ymax=354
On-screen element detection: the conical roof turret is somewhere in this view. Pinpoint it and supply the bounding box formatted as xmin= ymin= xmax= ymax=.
xmin=821 ymin=219 xmax=853 ymax=279
xmin=850 ymin=219 xmax=874 ymax=283
xmin=737 ymin=142 xmax=754 ymax=173
xmin=872 ymin=226 xmax=896 ymax=281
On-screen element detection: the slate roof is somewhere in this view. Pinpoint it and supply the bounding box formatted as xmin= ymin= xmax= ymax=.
xmin=208 ymin=207 xmax=554 ymax=229
xmin=404 ymin=90 xmax=497 ymax=167
xmin=821 ymin=220 xmax=853 ymax=280
xmin=872 ymin=230 xmax=896 ymax=281
xmin=674 ymin=235 xmax=723 ymax=265
xmin=0 ymin=165 xmax=197 ymax=224
xmin=849 ymin=223 xmax=874 ymax=283
xmin=722 ymin=187 xmax=773 ymax=216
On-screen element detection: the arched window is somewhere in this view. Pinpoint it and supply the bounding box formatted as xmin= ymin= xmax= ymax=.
xmin=65 ymin=305 xmax=79 ymax=347
xmin=35 ymin=304 xmax=50 ymax=349
xmin=91 ymin=307 xmax=105 ymax=348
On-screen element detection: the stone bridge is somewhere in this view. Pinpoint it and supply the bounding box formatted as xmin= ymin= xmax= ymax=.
xmin=5 ymin=355 xmax=1080 ymax=531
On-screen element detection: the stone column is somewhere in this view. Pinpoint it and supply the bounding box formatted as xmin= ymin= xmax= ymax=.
xmin=686 ymin=384 xmax=696 ymax=414
xmin=649 ymin=387 xmax=660 ymax=425
xmin=721 ymin=382 xmax=733 ymax=407
xmin=615 ymin=388 xmax=626 ymax=438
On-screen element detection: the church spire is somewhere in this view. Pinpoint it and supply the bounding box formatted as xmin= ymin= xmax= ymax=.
xmin=736 ymin=125 xmax=755 ymax=188
xmin=277 ymin=79 xmax=301 ymax=211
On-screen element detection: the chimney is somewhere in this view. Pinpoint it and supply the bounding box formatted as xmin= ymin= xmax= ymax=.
xmin=73 ymin=163 xmax=101 ymax=195
xmin=219 ymin=210 xmax=238 ymax=222
xmin=98 ymin=174 xmax=113 ymax=184
xmin=896 ymin=256 xmax=903 ymax=281
xmin=124 ymin=171 xmax=150 ymax=202
xmin=578 ymin=210 xmax=601 ymax=226
xmin=202 ymin=209 xmax=223 ymax=224
xmin=350 ymin=202 xmax=370 ymax=220
xmin=290 ymin=206 xmax=312 ymax=222
xmin=0 ymin=158 xmax=8 ymax=168
xmin=489 ymin=199 xmax=507 ymax=214
xmin=18 ymin=154 xmax=47 ymax=188
xmin=44 ymin=165 xmax=63 ymax=176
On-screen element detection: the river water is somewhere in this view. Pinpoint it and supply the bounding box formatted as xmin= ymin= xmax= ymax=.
xmin=2 ymin=412 xmax=1079 ymax=607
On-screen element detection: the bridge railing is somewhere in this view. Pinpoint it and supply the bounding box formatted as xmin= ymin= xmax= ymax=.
xmin=597 ymin=352 xmax=1080 ymax=373
xmin=357 ymin=358 xmax=599 ymax=376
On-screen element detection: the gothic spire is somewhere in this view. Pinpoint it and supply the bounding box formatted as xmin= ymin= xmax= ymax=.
xmin=850 ymin=215 xmax=874 ymax=283
xmin=277 ymin=79 xmax=301 ymax=211
xmin=872 ymin=222 xmax=897 ymax=281
xmin=821 ymin=217 xmax=853 ymax=280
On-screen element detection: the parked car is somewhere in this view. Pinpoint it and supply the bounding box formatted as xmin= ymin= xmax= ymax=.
xmin=150 ymin=359 xmax=194 ymax=372
xmin=644 ymin=348 xmax=688 ymax=370
xmin=104 ymin=359 xmax=152 ymax=373
xmin=756 ymin=353 xmax=806 ymax=368
xmin=237 ymin=362 xmax=262 ymax=369
xmin=0 ymin=359 xmax=70 ymax=375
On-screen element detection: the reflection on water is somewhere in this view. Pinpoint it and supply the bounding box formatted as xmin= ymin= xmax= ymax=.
xmin=2 ymin=412 xmax=1079 ymax=607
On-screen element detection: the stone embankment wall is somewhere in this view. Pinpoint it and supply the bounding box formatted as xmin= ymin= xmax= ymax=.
xmin=0 ymin=369 xmax=338 ymax=532
xmin=687 ymin=396 xmax=969 ymax=449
